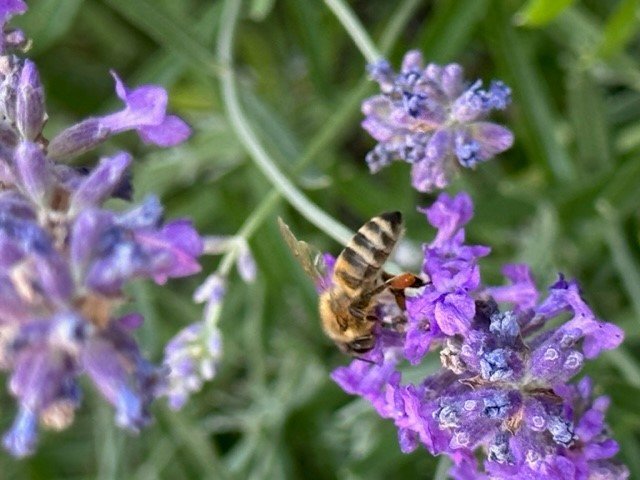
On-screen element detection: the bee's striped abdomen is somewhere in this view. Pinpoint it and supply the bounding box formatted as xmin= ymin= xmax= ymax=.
xmin=333 ymin=211 xmax=403 ymax=292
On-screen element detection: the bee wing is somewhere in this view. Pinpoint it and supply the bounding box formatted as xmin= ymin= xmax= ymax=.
xmin=278 ymin=217 xmax=330 ymax=291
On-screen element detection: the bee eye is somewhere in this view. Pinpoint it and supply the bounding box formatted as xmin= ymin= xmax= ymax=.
xmin=365 ymin=314 xmax=377 ymax=322
xmin=347 ymin=335 xmax=375 ymax=355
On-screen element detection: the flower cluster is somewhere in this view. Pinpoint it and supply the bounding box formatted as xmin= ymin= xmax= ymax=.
xmin=0 ymin=2 xmax=205 ymax=456
xmin=332 ymin=193 xmax=628 ymax=479
xmin=362 ymin=50 xmax=514 ymax=192
xmin=162 ymin=235 xmax=256 ymax=410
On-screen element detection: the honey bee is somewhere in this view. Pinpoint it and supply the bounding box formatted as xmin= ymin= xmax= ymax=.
xmin=278 ymin=212 xmax=425 ymax=357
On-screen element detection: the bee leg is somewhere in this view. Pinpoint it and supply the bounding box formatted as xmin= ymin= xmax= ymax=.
xmin=385 ymin=272 xmax=426 ymax=290
xmin=348 ymin=305 xmax=377 ymax=322
xmin=381 ymin=271 xmax=394 ymax=282
xmin=385 ymin=273 xmax=427 ymax=310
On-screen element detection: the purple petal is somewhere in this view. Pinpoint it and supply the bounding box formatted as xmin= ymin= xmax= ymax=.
xmin=138 ymin=114 xmax=191 ymax=147
xmin=361 ymin=96 xmax=396 ymax=142
xmin=14 ymin=141 xmax=51 ymax=205
xmin=468 ymin=122 xmax=514 ymax=159
xmin=117 ymin=196 xmax=163 ymax=229
xmin=2 ymin=407 xmax=37 ymax=457
xmin=236 ymin=241 xmax=256 ymax=283
xmin=47 ymin=118 xmax=111 ymax=161
xmin=440 ymin=64 xmax=465 ymax=99
xmin=69 ymin=208 xmax=114 ymax=280
xmin=116 ymin=313 xmax=144 ymax=330
xmin=581 ymin=321 xmax=624 ymax=359
xmin=82 ymin=336 xmax=152 ymax=432
xmin=110 ymin=70 xmax=168 ymax=127
xmin=135 ymin=219 xmax=203 ymax=284
xmin=31 ymin=254 xmax=73 ymax=303
xmin=161 ymin=321 xmax=223 ymax=410
xmin=400 ymin=50 xmax=423 ymax=73
xmin=486 ymin=264 xmax=539 ymax=311
xmin=16 ymin=60 xmax=45 ymax=141
xmin=0 ymin=0 xmax=26 ymax=21
xmin=193 ymin=274 xmax=226 ymax=304
xmin=70 ymin=152 xmax=132 ymax=211
xmin=434 ymin=292 xmax=475 ymax=335
xmin=410 ymin=156 xmax=449 ymax=192
xmin=421 ymin=192 xmax=473 ymax=247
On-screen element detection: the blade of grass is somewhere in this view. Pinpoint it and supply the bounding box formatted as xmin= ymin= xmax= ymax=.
xmin=596 ymin=199 xmax=640 ymax=322
xmin=417 ymin=0 xmax=490 ymax=61
xmin=160 ymin=408 xmax=230 ymax=479
xmin=550 ymin=7 xmax=640 ymax=90
xmin=487 ymin=3 xmax=576 ymax=182
xmin=217 ymin=0 xmax=352 ymax=245
xmin=103 ymin=0 xmax=225 ymax=76
xmin=597 ymin=0 xmax=640 ymax=58
xmin=566 ymin=64 xmax=611 ymax=174
xmin=514 ymin=0 xmax=575 ymax=26
xmin=324 ymin=0 xmax=382 ymax=63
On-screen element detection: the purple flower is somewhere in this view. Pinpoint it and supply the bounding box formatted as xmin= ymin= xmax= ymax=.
xmin=0 ymin=4 xmax=206 ymax=457
xmin=0 ymin=0 xmax=25 ymax=24
xmin=332 ymin=193 xmax=627 ymax=479
xmin=404 ymin=192 xmax=489 ymax=362
xmin=48 ymin=72 xmax=191 ymax=161
xmin=0 ymin=0 xmax=26 ymax=53
xmin=161 ymin=321 xmax=223 ymax=410
xmin=108 ymin=71 xmax=192 ymax=147
xmin=69 ymin=198 xmax=202 ymax=296
xmin=362 ymin=50 xmax=514 ymax=192
xmin=485 ymin=264 xmax=539 ymax=312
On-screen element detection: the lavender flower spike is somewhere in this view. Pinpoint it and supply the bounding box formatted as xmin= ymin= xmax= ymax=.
xmin=0 ymin=3 xmax=207 ymax=456
xmin=0 ymin=0 xmax=26 ymax=52
xmin=362 ymin=50 xmax=514 ymax=192
xmin=332 ymin=193 xmax=628 ymax=479
xmin=161 ymin=273 xmax=226 ymax=410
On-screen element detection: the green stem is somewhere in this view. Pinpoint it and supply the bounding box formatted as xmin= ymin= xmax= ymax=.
xmin=218 ymin=0 xmax=352 ymax=246
xmin=207 ymin=0 xmax=413 ymax=330
xmin=216 ymin=190 xmax=282 ymax=280
xmin=324 ymin=0 xmax=382 ymax=63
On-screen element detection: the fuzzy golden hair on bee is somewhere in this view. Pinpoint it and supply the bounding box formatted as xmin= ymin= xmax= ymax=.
xmin=278 ymin=213 xmax=425 ymax=358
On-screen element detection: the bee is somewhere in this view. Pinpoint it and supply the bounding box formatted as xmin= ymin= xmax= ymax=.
xmin=278 ymin=212 xmax=424 ymax=357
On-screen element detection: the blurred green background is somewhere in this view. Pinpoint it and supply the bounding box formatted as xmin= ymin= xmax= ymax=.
xmin=2 ymin=0 xmax=640 ymax=478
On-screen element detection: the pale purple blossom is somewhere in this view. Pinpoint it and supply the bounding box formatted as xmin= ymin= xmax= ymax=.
xmin=0 ymin=4 xmax=204 ymax=457
xmin=161 ymin=321 xmax=222 ymax=410
xmin=362 ymin=50 xmax=514 ymax=192
xmin=0 ymin=0 xmax=26 ymax=53
xmin=331 ymin=193 xmax=627 ymax=479
xmin=47 ymin=71 xmax=191 ymax=161
xmin=159 ymin=233 xmax=258 ymax=409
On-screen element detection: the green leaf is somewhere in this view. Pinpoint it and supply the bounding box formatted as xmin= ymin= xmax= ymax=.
xmin=103 ymin=0 xmax=223 ymax=76
xmin=515 ymin=0 xmax=575 ymax=26
xmin=597 ymin=0 xmax=640 ymax=58
xmin=486 ymin=3 xmax=576 ymax=181
xmin=249 ymin=0 xmax=276 ymax=20
xmin=596 ymin=199 xmax=640 ymax=321
xmin=566 ymin=65 xmax=611 ymax=175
